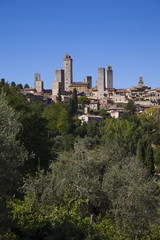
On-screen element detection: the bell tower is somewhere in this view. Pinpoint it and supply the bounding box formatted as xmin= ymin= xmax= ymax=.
xmin=34 ymin=73 xmax=43 ymax=92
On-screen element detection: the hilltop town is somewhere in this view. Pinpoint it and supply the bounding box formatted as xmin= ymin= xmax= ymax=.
xmin=20 ymin=52 xmax=160 ymax=119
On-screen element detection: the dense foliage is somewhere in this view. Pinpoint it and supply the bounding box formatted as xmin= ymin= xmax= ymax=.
xmin=1 ymin=80 xmax=160 ymax=239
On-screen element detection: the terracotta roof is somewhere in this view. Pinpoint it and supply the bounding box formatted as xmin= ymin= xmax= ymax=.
xmin=88 ymin=115 xmax=103 ymax=118
xmin=23 ymin=88 xmax=35 ymax=91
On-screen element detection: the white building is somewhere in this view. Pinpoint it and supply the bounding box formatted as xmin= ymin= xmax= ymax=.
xmin=79 ymin=114 xmax=103 ymax=123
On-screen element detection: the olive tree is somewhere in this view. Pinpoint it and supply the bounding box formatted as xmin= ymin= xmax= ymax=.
xmin=0 ymin=93 xmax=28 ymax=197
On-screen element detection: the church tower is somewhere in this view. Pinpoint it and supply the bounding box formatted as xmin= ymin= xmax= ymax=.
xmin=106 ymin=65 xmax=113 ymax=88
xmin=63 ymin=52 xmax=73 ymax=91
xmin=138 ymin=77 xmax=144 ymax=86
xmin=34 ymin=73 xmax=43 ymax=92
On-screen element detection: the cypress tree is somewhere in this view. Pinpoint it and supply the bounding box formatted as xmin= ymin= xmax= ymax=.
xmin=137 ymin=138 xmax=154 ymax=175
xmin=136 ymin=139 xmax=145 ymax=163
xmin=57 ymin=87 xmax=62 ymax=102
xmin=68 ymin=88 xmax=78 ymax=116
xmin=145 ymin=141 xmax=154 ymax=175
xmin=72 ymin=88 xmax=78 ymax=115
xmin=24 ymin=83 xmax=29 ymax=88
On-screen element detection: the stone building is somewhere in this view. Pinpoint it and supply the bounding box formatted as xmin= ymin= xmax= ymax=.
xmin=84 ymin=76 xmax=92 ymax=88
xmin=79 ymin=114 xmax=103 ymax=123
xmin=99 ymin=98 xmax=108 ymax=109
xmin=97 ymin=66 xmax=113 ymax=99
xmin=32 ymin=54 xmax=159 ymax=116
xmin=97 ymin=68 xmax=105 ymax=99
xmin=34 ymin=73 xmax=43 ymax=92
xmin=52 ymin=69 xmax=64 ymax=96
xmin=106 ymin=65 xmax=113 ymax=88
xmin=138 ymin=77 xmax=144 ymax=86
xmin=145 ymin=88 xmax=160 ymax=104
xmin=69 ymin=76 xmax=92 ymax=93
xmin=63 ymin=52 xmax=73 ymax=91
xmin=69 ymin=82 xmax=90 ymax=93
xmin=89 ymin=99 xmax=99 ymax=110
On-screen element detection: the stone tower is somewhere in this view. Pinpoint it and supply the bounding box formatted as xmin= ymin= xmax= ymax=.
xmin=138 ymin=77 xmax=144 ymax=86
xmin=52 ymin=69 xmax=64 ymax=96
xmin=34 ymin=73 xmax=43 ymax=92
xmin=63 ymin=52 xmax=73 ymax=91
xmin=84 ymin=76 xmax=92 ymax=89
xmin=106 ymin=65 xmax=113 ymax=89
xmin=97 ymin=68 xmax=105 ymax=99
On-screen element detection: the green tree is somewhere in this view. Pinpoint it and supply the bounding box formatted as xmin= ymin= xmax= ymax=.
xmin=100 ymin=118 xmax=142 ymax=154
xmin=68 ymin=88 xmax=78 ymax=116
xmin=154 ymin=147 xmax=160 ymax=172
xmin=139 ymin=107 xmax=160 ymax=125
xmin=137 ymin=139 xmax=145 ymax=162
xmin=0 ymin=93 xmax=29 ymax=235
xmin=7 ymin=89 xmax=28 ymax=112
xmin=74 ymin=119 xmax=87 ymax=137
xmin=21 ymin=103 xmax=51 ymax=173
xmin=43 ymin=101 xmax=72 ymax=136
xmin=78 ymin=96 xmax=90 ymax=107
xmin=11 ymin=81 xmax=16 ymax=87
xmin=145 ymin=140 xmax=154 ymax=175
xmin=137 ymin=138 xmax=154 ymax=175
xmin=24 ymin=83 xmax=29 ymax=88
xmin=57 ymin=86 xmax=62 ymax=102
xmin=0 ymin=93 xmax=28 ymax=196
xmin=102 ymin=156 xmax=159 ymax=237
xmin=99 ymin=109 xmax=110 ymax=119
xmin=139 ymin=107 xmax=160 ymax=135
xmin=125 ymin=99 xmax=136 ymax=115
xmin=16 ymin=83 xmax=23 ymax=90
xmin=7 ymin=139 xmax=160 ymax=239
xmin=87 ymin=121 xmax=100 ymax=141
xmin=57 ymin=108 xmax=72 ymax=135
xmin=0 ymin=78 xmax=5 ymax=85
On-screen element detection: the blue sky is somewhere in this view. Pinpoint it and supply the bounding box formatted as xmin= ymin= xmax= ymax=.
xmin=0 ymin=0 xmax=160 ymax=89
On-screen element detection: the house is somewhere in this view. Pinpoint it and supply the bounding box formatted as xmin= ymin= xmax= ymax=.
xmin=79 ymin=114 xmax=103 ymax=123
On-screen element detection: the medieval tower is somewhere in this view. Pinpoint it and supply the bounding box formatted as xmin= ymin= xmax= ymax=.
xmin=52 ymin=69 xmax=64 ymax=96
xmin=138 ymin=77 xmax=144 ymax=86
xmin=97 ymin=68 xmax=105 ymax=99
xmin=63 ymin=52 xmax=73 ymax=91
xmin=106 ymin=65 xmax=113 ymax=88
xmin=34 ymin=73 xmax=43 ymax=92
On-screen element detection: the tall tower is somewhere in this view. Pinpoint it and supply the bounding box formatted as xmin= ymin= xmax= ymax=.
xmin=106 ymin=65 xmax=113 ymax=89
xmin=52 ymin=69 xmax=64 ymax=96
xmin=97 ymin=68 xmax=105 ymax=99
xmin=84 ymin=76 xmax=92 ymax=89
xmin=55 ymin=69 xmax=64 ymax=92
xmin=34 ymin=73 xmax=43 ymax=92
xmin=63 ymin=52 xmax=73 ymax=91
xmin=138 ymin=77 xmax=144 ymax=86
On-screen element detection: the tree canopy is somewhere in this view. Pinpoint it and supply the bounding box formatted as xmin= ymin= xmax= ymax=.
xmin=1 ymin=82 xmax=160 ymax=239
